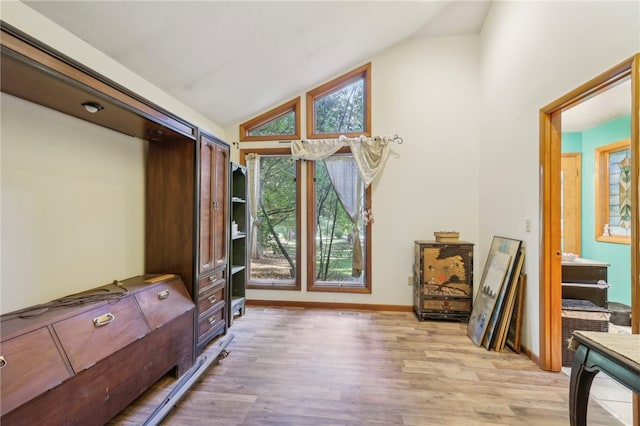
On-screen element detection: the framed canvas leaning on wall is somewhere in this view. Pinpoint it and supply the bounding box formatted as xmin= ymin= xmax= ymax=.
xmin=467 ymin=236 xmax=523 ymax=347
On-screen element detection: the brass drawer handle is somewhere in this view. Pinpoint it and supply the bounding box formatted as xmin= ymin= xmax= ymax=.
xmin=93 ymin=312 xmax=115 ymax=327
xmin=208 ymin=295 xmax=217 ymax=304
xmin=0 ymin=356 xmax=6 ymax=368
xmin=207 ymin=316 xmax=218 ymax=325
xmin=157 ymin=289 xmax=170 ymax=300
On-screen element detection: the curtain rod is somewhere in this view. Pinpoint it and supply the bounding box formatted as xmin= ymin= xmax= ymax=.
xmin=278 ymin=134 xmax=404 ymax=144
xmin=233 ymin=135 xmax=404 ymax=147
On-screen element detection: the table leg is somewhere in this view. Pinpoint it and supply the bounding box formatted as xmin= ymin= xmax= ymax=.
xmin=569 ymin=345 xmax=599 ymax=426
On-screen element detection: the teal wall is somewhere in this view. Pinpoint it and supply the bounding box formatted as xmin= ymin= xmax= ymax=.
xmin=562 ymin=115 xmax=631 ymax=305
xmin=562 ymin=132 xmax=582 ymax=153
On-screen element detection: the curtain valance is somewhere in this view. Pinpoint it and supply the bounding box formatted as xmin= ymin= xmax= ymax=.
xmin=290 ymin=134 xmax=401 ymax=187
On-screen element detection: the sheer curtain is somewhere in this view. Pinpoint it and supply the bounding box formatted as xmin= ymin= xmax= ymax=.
xmin=324 ymin=157 xmax=364 ymax=277
xmin=245 ymin=153 xmax=261 ymax=259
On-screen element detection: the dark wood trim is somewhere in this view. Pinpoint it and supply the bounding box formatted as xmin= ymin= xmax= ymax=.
xmin=0 ymin=22 xmax=196 ymax=139
xmin=246 ymin=299 xmax=413 ymax=312
xmin=306 ymin=62 xmax=371 ymax=139
xmin=239 ymin=97 xmax=301 ymax=142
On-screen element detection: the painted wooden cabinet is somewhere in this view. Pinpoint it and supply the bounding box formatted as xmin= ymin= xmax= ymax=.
xmin=413 ymin=240 xmax=474 ymax=321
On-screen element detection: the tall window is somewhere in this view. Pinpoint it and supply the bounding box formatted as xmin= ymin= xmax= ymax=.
xmin=240 ymin=64 xmax=374 ymax=294
xmin=307 ymin=153 xmax=371 ymax=293
xmin=595 ymin=139 xmax=631 ymax=244
xmin=306 ymin=63 xmax=371 ymax=139
xmin=239 ymin=98 xmax=301 ymax=142
xmin=242 ymin=149 xmax=301 ymax=289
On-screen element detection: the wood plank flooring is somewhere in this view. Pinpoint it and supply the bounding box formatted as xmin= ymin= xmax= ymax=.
xmin=111 ymin=307 xmax=622 ymax=425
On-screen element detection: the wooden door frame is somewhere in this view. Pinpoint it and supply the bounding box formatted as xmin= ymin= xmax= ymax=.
xmin=539 ymin=53 xmax=640 ymax=421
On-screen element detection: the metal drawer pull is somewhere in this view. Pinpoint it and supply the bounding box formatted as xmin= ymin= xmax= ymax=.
xmin=157 ymin=289 xmax=170 ymax=300
xmin=0 ymin=356 xmax=6 ymax=368
xmin=208 ymin=275 xmax=217 ymax=281
xmin=208 ymin=295 xmax=217 ymax=304
xmin=207 ymin=316 xmax=218 ymax=325
xmin=93 ymin=313 xmax=115 ymax=327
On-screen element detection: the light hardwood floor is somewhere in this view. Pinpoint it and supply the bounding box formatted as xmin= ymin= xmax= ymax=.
xmin=112 ymin=307 xmax=622 ymax=425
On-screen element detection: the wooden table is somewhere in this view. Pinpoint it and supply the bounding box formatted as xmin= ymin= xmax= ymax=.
xmin=569 ymin=331 xmax=640 ymax=425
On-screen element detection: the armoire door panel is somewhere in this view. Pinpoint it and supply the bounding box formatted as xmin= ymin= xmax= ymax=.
xmin=213 ymin=143 xmax=229 ymax=269
xmin=199 ymin=138 xmax=215 ymax=273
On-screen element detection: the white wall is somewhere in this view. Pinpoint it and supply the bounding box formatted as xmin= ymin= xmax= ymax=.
xmin=479 ymin=1 xmax=640 ymax=355
xmin=226 ymin=35 xmax=481 ymax=306
xmin=0 ymin=1 xmax=224 ymax=136
xmin=0 ymin=2 xmax=226 ymax=312
xmin=1 ymin=94 xmax=146 ymax=313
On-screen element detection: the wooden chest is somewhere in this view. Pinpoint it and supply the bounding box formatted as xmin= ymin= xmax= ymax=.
xmin=414 ymin=240 xmax=474 ymax=321
xmin=0 ymin=274 xmax=195 ymax=425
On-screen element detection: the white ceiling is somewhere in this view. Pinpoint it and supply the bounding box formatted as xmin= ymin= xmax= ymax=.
xmin=562 ymin=79 xmax=631 ymax=132
xmin=20 ymin=1 xmax=630 ymax=133
xmin=23 ymin=0 xmax=492 ymax=129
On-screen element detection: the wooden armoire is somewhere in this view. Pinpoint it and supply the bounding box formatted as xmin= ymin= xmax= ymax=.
xmin=197 ymin=133 xmax=230 ymax=352
xmin=0 ymin=23 xmax=231 ymax=423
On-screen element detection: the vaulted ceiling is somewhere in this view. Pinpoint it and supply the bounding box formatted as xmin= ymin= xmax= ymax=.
xmin=23 ymin=1 xmax=492 ymax=129
xmin=20 ymin=1 xmax=630 ymax=133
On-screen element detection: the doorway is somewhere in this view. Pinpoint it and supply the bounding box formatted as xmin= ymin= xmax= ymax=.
xmin=539 ymin=53 xmax=640 ymax=423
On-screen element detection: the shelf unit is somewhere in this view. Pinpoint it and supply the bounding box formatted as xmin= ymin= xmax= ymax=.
xmin=229 ymin=163 xmax=247 ymax=325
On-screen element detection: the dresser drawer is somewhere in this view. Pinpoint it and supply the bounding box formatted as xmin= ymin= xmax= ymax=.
xmin=198 ymin=268 xmax=226 ymax=295
xmin=135 ymin=277 xmax=195 ymax=329
xmin=53 ymin=297 xmax=150 ymax=372
xmin=0 ymin=327 xmax=72 ymax=416
xmin=198 ymin=304 xmax=225 ymax=341
xmin=198 ymin=281 xmax=225 ymax=314
xmin=423 ymin=298 xmax=471 ymax=312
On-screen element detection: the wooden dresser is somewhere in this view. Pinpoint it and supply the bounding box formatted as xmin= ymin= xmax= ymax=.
xmin=562 ymin=258 xmax=609 ymax=308
xmin=414 ymin=240 xmax=474 ymax=321
xmin=0 ymin=274 xmax=195 ymax=426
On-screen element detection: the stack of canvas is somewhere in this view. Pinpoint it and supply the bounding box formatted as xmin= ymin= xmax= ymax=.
xmin=467 ymin=236 xmax=526 ymax=353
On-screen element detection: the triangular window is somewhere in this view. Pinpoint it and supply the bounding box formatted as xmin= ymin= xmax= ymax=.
xmin=240 ymin=98 xmax=300 ymax=141
xmin=306 ymin=63 xmax=371 ymax=139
